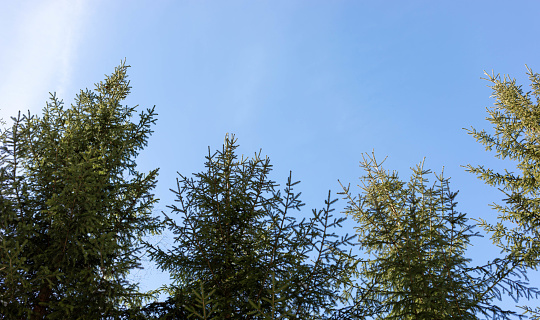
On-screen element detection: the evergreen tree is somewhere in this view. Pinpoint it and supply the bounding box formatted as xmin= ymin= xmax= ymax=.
xmin=465 ymin=67 xmax=540 ymax=317
xmin=337 ymin=153 xmax=523 ymax=319
xmin=146 ymin=134 xmax=357 ymax=319
xmin=0 ymin=62 xmax=160 ymax=319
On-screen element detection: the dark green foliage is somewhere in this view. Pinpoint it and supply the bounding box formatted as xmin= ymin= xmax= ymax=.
xmin=337 ymin=154 xmax=524 ymax=319
xmin=146 ymin=134 xmax=357 ymax=319
xmin=3 ymin=61 xmax=540 ymax=319
xmin=465 ymin=67 xmax=540 ymax=317
xmin=0 ymin=62 xmax=160 ymax=319
xmin=118 ymin=300 xmax=191 ymax=320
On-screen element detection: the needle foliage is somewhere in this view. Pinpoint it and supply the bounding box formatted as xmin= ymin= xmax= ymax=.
xmin=0 ymin=62 xmax=160 ymax=319
xmin=3 ymin=62 xmax=540 ymax=319
xmin=337 ymin=154 xmax=530 ymax=319
xmin=145 ymin=134 xmax=357 ymax=319
xmin=466 ymin=67 xmax=540 ymax=318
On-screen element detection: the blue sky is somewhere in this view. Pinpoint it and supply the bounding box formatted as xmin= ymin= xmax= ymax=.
xmin=1 ymin=0 xmax=540 ymax=315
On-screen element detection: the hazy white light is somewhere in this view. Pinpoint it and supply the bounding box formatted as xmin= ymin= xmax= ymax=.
xmin=0 ymin=0 xmax=90 ymax=119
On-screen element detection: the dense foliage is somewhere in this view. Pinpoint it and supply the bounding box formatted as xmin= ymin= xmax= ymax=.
xmin=144 ymin=134 xmax=356 ymax=319
xmin=1 ymin=63 xmax=539 ymax=319
xmin=0 ymin=62 xmax=160 ymax=319
xmin=337 ymin=155 xmax=528 ymax=319
xmin=466 ymin=68 xmax=540 ymax=317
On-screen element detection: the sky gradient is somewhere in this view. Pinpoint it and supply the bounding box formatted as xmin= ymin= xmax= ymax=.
xmin=1 ymin=0 xmax=540 ymax=315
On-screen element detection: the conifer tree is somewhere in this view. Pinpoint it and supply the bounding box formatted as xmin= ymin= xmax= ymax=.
xmin=465 ymin=67 xmax=540 ymax=317
xmin=0 ymin=62 xmax=160 ymax=319
xmin=337 ymin=154 xmax=523 ymax=319
xmin=146 ymin=134 xmax=357 ymax=319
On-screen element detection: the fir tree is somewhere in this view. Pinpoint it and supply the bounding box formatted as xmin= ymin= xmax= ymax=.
xmin=0 ymin=61 xmax=160 ymax=319
xmin=465 ymin=67 xmax=540 ymax=318
xmin=146 ymin=134 xmax=357 ymax=319
xmin=337 ymin=153 xmax=524 ymax=319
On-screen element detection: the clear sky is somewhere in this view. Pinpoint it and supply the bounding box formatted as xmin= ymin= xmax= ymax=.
xmin=1 ymin=0 xmax=539 ymax=315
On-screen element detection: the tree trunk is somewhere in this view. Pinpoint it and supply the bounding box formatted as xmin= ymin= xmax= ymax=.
xmin=31 ymin=283 xmax=52 ymax=320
